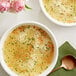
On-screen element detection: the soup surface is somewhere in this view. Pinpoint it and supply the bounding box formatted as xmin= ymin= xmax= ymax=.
xmin=43 ymin=0 xmax=76 ymax=23
xmin=3 ymin=25 xmax=54 ymax=76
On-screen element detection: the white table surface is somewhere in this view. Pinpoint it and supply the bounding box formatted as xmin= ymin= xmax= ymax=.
xmin=0 ymin=0 xmax=76 ymax=76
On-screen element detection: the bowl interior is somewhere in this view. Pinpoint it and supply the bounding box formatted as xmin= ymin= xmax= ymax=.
xmin=0 ymin=22 xmax=58 ymax=76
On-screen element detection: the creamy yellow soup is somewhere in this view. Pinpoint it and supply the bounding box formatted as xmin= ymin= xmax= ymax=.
xmin=43 ymin=0 xmax=76 ymax=23
xmin=3 ymin=25 xmax=54 ymax=76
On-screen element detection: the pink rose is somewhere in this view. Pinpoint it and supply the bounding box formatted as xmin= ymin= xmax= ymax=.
xmin=11 ymin=0 xmax=25 ymax=12
xmin=0 ymin=0 xmax=10 ymax=12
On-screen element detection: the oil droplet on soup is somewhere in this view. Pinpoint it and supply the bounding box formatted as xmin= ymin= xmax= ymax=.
xmin=3 ymin=25 xmax=54 ymax=76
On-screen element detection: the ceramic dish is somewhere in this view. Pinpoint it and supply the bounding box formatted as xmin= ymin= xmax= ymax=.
xmin=0 ymin=21 xmax=58 ymax=76
xmin=39 ymin=0 xmax=76 ymax=26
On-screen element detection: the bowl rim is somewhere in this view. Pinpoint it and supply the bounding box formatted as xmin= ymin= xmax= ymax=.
xmin=39 ymin=0 xmax=76 ymax=27
xmin=0 ymin=21 xmax=58 ymax=76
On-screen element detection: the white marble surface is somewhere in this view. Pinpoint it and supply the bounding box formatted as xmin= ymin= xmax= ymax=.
xmin=0 ymin=0 xmax=76 ymax=76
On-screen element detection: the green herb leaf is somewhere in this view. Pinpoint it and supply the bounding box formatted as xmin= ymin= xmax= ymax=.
xmin=25 ymin=5 xmax=32 ymax=9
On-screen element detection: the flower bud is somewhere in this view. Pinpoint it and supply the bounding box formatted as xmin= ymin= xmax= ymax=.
xmin=11 ymin=0 xmax=25 ymax=12
xmin=0 ymin=0 xmax=10 ymax=12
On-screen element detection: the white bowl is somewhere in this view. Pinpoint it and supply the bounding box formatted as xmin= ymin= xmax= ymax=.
xmin=0 ymin=21 xmax=58 ymax=76
xmin=39 ymin=0 xmax=76 ymax=27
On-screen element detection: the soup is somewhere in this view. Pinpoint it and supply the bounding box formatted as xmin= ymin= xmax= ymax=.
xmin=43 ymin=0 xmax=76 ymax=23
xmin=3 ymin=25 xmax=54 ymax=76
